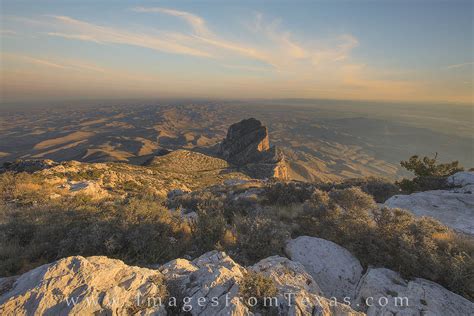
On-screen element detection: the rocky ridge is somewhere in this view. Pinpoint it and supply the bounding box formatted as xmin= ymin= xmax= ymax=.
xmin=1 ymin=237 xmax=472 ymax=316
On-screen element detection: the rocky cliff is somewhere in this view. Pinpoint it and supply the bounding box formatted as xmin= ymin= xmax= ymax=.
xmin=218 ymin=118 xmax=288 ymax=180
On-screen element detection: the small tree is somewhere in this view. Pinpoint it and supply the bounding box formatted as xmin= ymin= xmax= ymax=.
xmin=397 ymin=154 xmax=463 ymax=193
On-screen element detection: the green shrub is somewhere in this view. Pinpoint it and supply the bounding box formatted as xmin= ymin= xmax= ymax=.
xmin=239 ymin=272 xmax=278 ymax=312
xmin=397 ymin=154 xmax=463 ymax=193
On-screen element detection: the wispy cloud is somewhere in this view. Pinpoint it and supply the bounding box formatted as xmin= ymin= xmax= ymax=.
xmin=46 ymin=15 xmax=212 ymax=58
xmin=2 ymin=53 xmax=106 ymax=73
xmin=133 ymin=7 xmax=210 ymax=36
xmin=445 ymin=62 xmax=474 ymax=69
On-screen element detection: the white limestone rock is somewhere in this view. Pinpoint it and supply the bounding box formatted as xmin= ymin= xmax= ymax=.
xmin=354 ymin=268 xmax=474 ymax=315
xmin=160 ymin=251 xmax=249 ymax=316
xmin=384 ymin=172 xmax=474 ymax=235
xmin=285 ymin=236 xmax=364 ymax=300
xmin=251 ymin=256 xmax=363 ymax=315
xmin=0 ymin=256 xmax=167 ymax=315
xmin=447 ymin=171 xmax=474 ymax=187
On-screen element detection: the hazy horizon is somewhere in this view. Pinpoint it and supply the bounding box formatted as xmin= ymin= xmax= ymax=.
xmin=1 ymin=0 xmax=473 ymax=104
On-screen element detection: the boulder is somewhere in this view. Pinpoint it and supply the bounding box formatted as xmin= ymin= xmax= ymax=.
xmin=354 ymin=268 xmax=474 ymax=315
xmin=447 ymin=171 xmax=474 ymax=187
xmin=251 ymin=256 xmax=363 ymax=315
xmin=385 ymin=171 xmax=474 ymax=235
xmin=160 ymin=251 xmax=249 ymax=315
xmin=285 ymin=236 xmax=363 ymax=300
xmin=66 ymin=180 xmax=111 ymax=200
xmin=0 ymin=256 xmax=167 ymax=315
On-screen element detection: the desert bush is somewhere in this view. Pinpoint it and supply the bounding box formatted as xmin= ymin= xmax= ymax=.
xmin=302 ymin=188 xmax=375 ymax=249
xmin=264 ymin=181 xmax=314 ymax=205
xmin=233 ymin=214 xmax=289 ymax=265
xmin=191 ymin=199 xmax=227 ymax=252
xmin=0 ymin=172 xmax=56 ymax=206
xmin=239 ymin=271 xmax=278 ymax=312
xmin=316 ymin=177 xmax=399 ymax=203
xmin=397 ymin=154 xmax=463 ymax=193
xmin=169 ymin=189 xmax=220 ymax=211
xmin=358 ymin=177 xmax=400 ymax=202
xmin=0 ymin=196 xmax=192 ymax=276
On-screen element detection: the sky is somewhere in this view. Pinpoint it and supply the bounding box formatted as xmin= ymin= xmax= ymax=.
xmin=0 ymin=0 xmax=473 ymax=104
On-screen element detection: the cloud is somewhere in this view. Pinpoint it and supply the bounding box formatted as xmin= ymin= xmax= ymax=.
xmin=133 ymin=7 xmax=210 ymax=36
xmin=445 ymin=62 xmax=474 ymax=69
xmin=2 ymin=53 xmax=106 ymax=73
xmin=47 ymin=15 xmax=213 ymax=58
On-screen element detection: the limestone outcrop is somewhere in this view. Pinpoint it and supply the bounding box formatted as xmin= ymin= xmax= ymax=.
xmin=354 ymin=268 xmax=474 ymax=315
xmin=285 ymin=236 xmax=363 ymax=300
xmin=385 ymin=171 xmax=474 ymax=235
xmin=0 ymin=256 xmax=167 ymax=315
xmin=1 ymin=251 xmax=363 ymax=316
xmin=2 ymin=246 xmax=472 ymax=315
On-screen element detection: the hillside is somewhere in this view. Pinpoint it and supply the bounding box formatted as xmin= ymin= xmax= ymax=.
xmin=0 ymin=119 xmax=473 ymax=315
xmin=2 ymin=103 xmax=471 ymax=182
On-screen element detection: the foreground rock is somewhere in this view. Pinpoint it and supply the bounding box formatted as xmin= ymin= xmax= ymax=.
xmin=0 ymin=256 xmax=167 ymax=315
xmin=218 ymin=118 xmax=288 ymax=179
xmin=160 ymin=251 xmax=249 ymax=315
xmin=250 ymin=256 xmax=362 ymax=315
xmin=1 ymin=251 xmax=362 ymax=316
xmin=385 ymin=171 xmax=474 ymax=235
xmin=285 ymin=236 xmax=363 ymax=300
xmin=354 ymin=268 xmax=474 ymax=315
xmin=2 ymin=248 xmax=472 ymax=315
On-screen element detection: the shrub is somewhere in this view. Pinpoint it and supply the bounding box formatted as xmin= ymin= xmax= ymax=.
xmin=358 ymin=177 xmax=400 ymax=203
xmin=0 ymin=172 xmax=56 ymax=206
xmin=397 ymin=154 xmax=463 ymax=193
xmin=191 ymin=200 xmax=227 ymax=252
xmin=233 ymin=214 xmax=289 ymax=265
xmin=316 ymin=177 xmax=399 ymax=203
xmin=239 ymin=272 xmax=278 ymax=311
xmin=264 ymin=181 xmax=314 ymax=205
xmin=0 ymin=196 xmax=192 ymax=276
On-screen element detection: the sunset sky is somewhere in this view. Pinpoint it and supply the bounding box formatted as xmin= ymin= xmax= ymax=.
xmin=1 ymin=0 xmax=472 ymax=104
